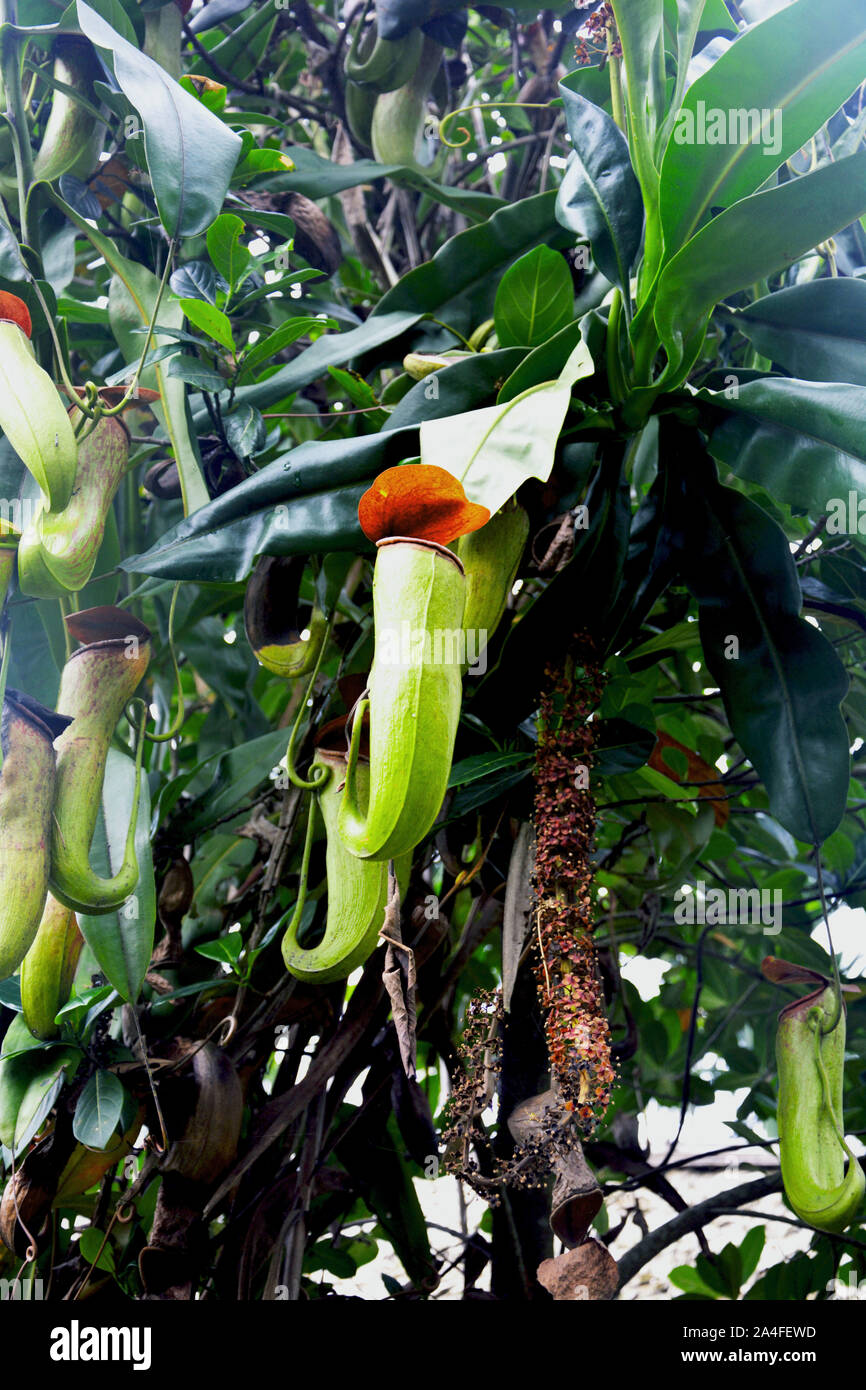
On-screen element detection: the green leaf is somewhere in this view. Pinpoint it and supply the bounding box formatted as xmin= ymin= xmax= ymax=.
xmin=190 ymin=0 xmax=255 ymax=35
xmin=658 ymin=0 xmax=866 ymax=256
xmin=419 ymin=340 xmax=594 ymax=515
xmin=206 ymin=211 xmax=251 ymax=291
xmin=658 ymin=0 xmax=736 ymax=152
xmin=224 ymin=404 xmax=266 ymax=460
xmin=271 ymin=144 xmax=502 ymax=222
xmin=77 ymin=0 xmax=241 ymax=236
xmin=555 ymin=86 xmax=644 ymax=293
xmin=493 ymin=245 xmax=574 ymax=349
xmin=669 ymin=1263 xmax=721 ymax=1297
xmin=78 ymin=1228 xmax=116 ymax=1275
xmin=78 ymin=749 xmax=156 ymax=1002
xmin=195 ymin=933 xmax=244 ymax=968
xmin=55 ymin=984 xmax=116 ymax=1030
xmin=73 ymin=1070 xmax=126 ymax=1149
xmin=701 ymin=376 xmax=866 ymax=514
xmin=121 ymin=428 xmax=418 ymax=580
xmin=182 ymin=730 xmax=296 ymax=836
xmin=731 ymin=279 xmax=866 ymax=385
xmin=496 ymin=320 xmax=582 ymax=403
xmin=238 ymin=316 xmax=324 ymax=379
xmin=654 ymin=151 xmax=866 ymax=381
xmin=53 ymin=202 xmax=209 ymax=514
xmin=739 ymin=1224 xmax=766 ymax=1283
xmin=215 ymin=190 xmax=562 ymax=417
xmin=179 ymin=298 xmax=235 ymax=353
xmin=679 ymin=473 xmax=850 ymax=844
xmin=608 ymin=0 xmax=664 ymax=246
xmin=167 ymin=355 xmax=227 ymax=391
xmin=0 ymin=1017 xmax=79 ymax=1154
xmin=448 ymin=751 xmax=533 ymax=789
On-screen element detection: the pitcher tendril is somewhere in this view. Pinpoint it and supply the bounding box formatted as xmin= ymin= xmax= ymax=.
xmin=438 ymin=101 xmax=557 ymax=149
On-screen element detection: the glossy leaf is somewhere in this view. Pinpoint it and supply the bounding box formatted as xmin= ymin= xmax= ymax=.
xmin=206 ymin=212 xmax=252 ymax=291
xmin=658 ymin=0 xmax=737 ymax=151
xmin=678 ymin=475 xmax=849 ymax=845
xmin=120 ymin=427 xmax=422 ymax=579
xmin=701 ymin=376 xmax=866 ymax=513
xmin=494 ymin=245 xmax=574 ymax=348
xmin=556 ymin=86 xmax=644 ymax=293
xmin=170 ymin=261 xmax=222 ymax=305
xmin=731 ymin=279 xmax=866 ymax=385
xmin=0 ymin=1016 xmax=79 ymax=1155
xmin=608 ymin=0 xmax=664 ymax=244
xmin=189 ymin=0 xmax=256 ymax=35
xmin=275 ymin=146 xmax=500 ymax=222
xmin=224 ymin=404 xmax=266 ymax=460
xmin=419 ymin=340 xmax=594 ymax=515
xmin=77 ymin=1 xmax=242 ymax=237
xmin=179 ymin=299 xmax=235 ymax=352
xmin=73 ymin=1070 xmax=126 ymax=1149
xmin=654 ymin=151 xmax=866 ymax=381
xmin=658 ymin=0 xmax=866 ymax=255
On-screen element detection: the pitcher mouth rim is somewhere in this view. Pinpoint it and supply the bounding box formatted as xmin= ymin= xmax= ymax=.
xmin=65 ymin=636 xmax=151 ymax=660
xmin=375 ymin=535 xmax=465 ymax=574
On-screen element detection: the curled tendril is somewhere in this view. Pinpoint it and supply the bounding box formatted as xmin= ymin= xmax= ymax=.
xmin=285 ymin=615 xmax=334 ymax=791
xmin=438 ymin=101 xmax=557 ymax=150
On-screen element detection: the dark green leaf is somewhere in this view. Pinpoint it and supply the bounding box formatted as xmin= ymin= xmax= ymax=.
xmin=678 ymin=470 xmax=849 ymax=844
xmin=73 ymin=1070 xmax=126 ymax=1149
xmin=556 ymin=86 xmax=644 ymax=293
xmin=702 ymin=376 xmax=866 ymax=514
xmin=732 ymin=279 xmax=866 ymax=385
xmin=167 ymin=355 xmax=227 ymax=391
xmin=121 ymin=427 xmax=421 ymax=580
xmin=170 ymin=260 xmax=221 ymax=304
